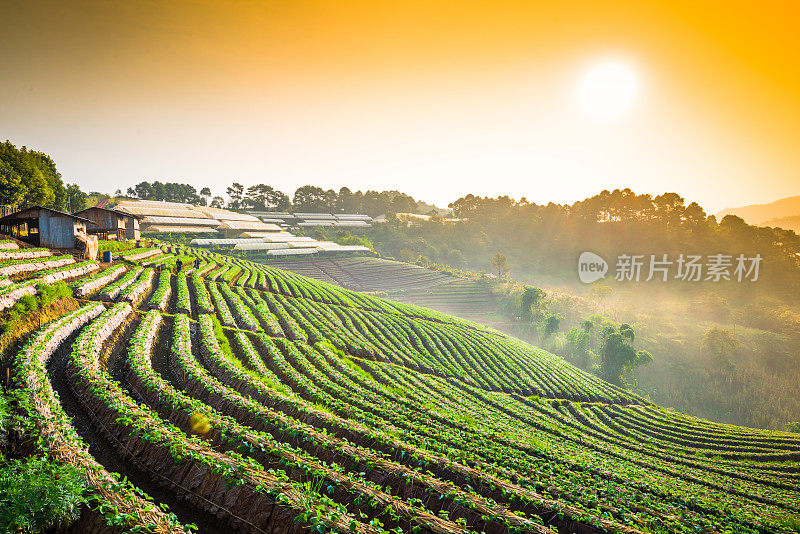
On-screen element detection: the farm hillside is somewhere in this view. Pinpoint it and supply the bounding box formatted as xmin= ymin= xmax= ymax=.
xmin=1 ymin=239 xmax=799 ymax=534
xmin=256 ymin=256 xmax=501 ymax=324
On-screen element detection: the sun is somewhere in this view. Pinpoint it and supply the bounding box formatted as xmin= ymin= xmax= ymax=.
xmin=577 ymin=61 xmax=640 ymax=119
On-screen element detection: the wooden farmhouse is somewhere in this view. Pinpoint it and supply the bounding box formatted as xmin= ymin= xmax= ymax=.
xmin=0 ymin=206 xmax=94 ymax=248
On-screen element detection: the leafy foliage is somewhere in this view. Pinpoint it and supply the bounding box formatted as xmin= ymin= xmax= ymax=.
xmin=0 ymin=456 xmax=87 ymax=533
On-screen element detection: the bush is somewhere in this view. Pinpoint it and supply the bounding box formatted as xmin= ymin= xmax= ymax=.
xmin=18 ymin=295 xmax=38 ymax=312
xmin=37 ymin=282 xmax=71 ymax=307
xmin=0 ymin=456 xmax=87 ymax=533
xmin=97 ymin=240 xmax=137 ymax=256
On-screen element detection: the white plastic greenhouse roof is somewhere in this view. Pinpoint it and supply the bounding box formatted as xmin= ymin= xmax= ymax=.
xmin=190 ymin=238 xmax=266 ymax=246
xmin=233 ymin=242 xmax=291 ymax=251
xmin=334 ymin=220 xmax=370 ymax=227
xmin=143 ymin=225 xmax=220 ymax=233
xmin=293 ymin=212 xmax=335 ymax=219
xmin=218 ymin=221 xmax=282 ymax=231
xmin=328 ymin=245 xmax=371 ymax=252
xmin=262 ymin=235 xmax=315 ymax=242
xmin=143 ymin=216 xmax=222 ymax=226
xmin=298 ymin=221 xmax=335 ymax=227
xmin=335 ymin=214 xmax=372 ymax=220
xmin=266 ymin=248 xmax=318 ymax=256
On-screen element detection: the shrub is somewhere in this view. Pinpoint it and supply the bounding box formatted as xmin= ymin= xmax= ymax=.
xmin=0 ymin=456 xmax=87 ymax=533
xmin=18 ymin=295 xmax=38 ymax=312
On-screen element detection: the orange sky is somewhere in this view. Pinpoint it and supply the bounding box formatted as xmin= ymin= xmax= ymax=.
xmin=2 ymin=0 xmax=799 ymax=211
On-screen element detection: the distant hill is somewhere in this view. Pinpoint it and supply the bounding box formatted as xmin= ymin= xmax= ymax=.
xmin=761 ymin=214 xmax=800 ymax=233
xmin=716 ymin=195 xmax=800 ymax=225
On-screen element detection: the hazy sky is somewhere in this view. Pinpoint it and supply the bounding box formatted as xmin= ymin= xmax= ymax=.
xmin=2 ymin=0 xmax=799 ymax=212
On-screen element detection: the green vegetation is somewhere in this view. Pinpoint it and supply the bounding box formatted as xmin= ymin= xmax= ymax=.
xmin=97 ymin=239 xmax=138 ymax=256
xmin=0 ymin=242 xmax=798 ymax=533
xmin=1 ymin=282 xmax=72 ymax=336
xmin=1 ymin=388 xmax=87 ymax=534
xmin=0 ymin=141 xmax=85 ymax=211
xmin=0 ymin=456 xmax=87 ymax=533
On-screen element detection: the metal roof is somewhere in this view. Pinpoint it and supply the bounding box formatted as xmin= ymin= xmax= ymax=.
xmin=294 ymin=213 xmax=335 ymax=219
xmin=218 ymin=221 xmax=282 ymax=231
xmin=0 ymin=206 xmax=96 ymax=225
xmin=195 ymin=207 xmax=261 ymax=222
xmin=116 ymin=205 xmax=214 ymax=219
xmin=191 ymin=238 xmax=267 ymax=246
xmin=266 ymin=248 xmax=318 ymax=256
xmin=233 ymin=242 xmax=291 ymax=250
xmin=298 ymin=221 xmax=335 ymax=227
xmin=142 ymin=225 xmax=220 ymax=233
xmin=74 ymin=206 xmax=144 ymax=220
xmin=142 ymin=216 xmax=222 ymax=226
xmin=116 ymin=200 xmax=194 ymax=208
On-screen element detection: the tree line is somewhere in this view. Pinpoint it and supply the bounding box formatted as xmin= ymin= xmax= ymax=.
xmin=361 ymin=188 xmax=800 ymax=298
xmin=0 ymin=141 xmax=86 ymax=212
xmin=127 ymin=181 xmax=426 ymax=217
xmin=2 ymin=141 xmax=439 ymax=218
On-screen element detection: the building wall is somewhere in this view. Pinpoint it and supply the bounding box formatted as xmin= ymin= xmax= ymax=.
xmin=125 ymin=217 xmax=140 ymax=241
xmin=82 ymin=209 xmax=124 ymax=229
xmin=39 ymin=211 xmax=80 ymax=248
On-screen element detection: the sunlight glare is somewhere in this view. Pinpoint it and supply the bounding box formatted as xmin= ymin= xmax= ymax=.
xmin=577 ymin=61 xmax=640 ymax=120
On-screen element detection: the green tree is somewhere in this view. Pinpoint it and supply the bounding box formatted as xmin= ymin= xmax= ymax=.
xmin=336 ymin=186 xmax=361 ymax=213
xmin=0 ymin=141 xmax=69 ymax=208
xmin=564 ymin=320 xmax=595 ymax=369
xmin=598 ymin=323 xmax=652 ymax=386
xmin=491 ymin=252 xmax=510 ymax=278
xmin=293 ymin=185 xmax=337 ymax=212
xmin=389 ymin=193 xmax=416 ymax=213
xmin=543 ymin=314 xmax=561 ymax=339
xmin=23 ymin=170 xmax=54 ymax=206
xmin=65 ymin=184 xmax=87 ymax=212
xmin=0 ymin=159 xmax=23 ymax=205
xmin=700 ymin=327 xmax=739 ymax=370
xmin=245 ymin=184 xmax=291 ymax=211
xmin=520 ymin=287 xmax=545 ymax=319
xmin=226 ymin=182 xmax=244 ymax=209
xmin=200 ymin=187 xmax=211 ymax=206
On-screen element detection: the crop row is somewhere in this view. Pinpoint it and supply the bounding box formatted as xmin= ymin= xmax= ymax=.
xmin=13 ymin=302 xmax=188 ymax=533
xmin=0 ymin=247 xmax=51 ymax=260
xmin=66 ymin=304 xmax=382 ymax=534
xmin=0 ymin=254 xmax=75 ymax=277
xmin=314 ymin=351 xmax=795 ymax=532
xmin=0 ymin=261 xmax=98 ymax=310
xmin=146 ymin=269 xmax=172 ymax=311
xmin=99 ymin=266 xmax=143 ymax=300
xmin=122 ymin=247 xmax=162 ymax=262
xmin=72 ymin=264 xmax=126 ymax=297
xmin=197 ymin=322 xmax=633 ymax=534
xmin=119 ymin=267 xmax=154 ymax=303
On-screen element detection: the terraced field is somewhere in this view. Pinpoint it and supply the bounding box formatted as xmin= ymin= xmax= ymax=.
xmin=2 ymin=238 xmax=799 ymax=533
xmin=258 ymin=257 xmax=499 ymax=322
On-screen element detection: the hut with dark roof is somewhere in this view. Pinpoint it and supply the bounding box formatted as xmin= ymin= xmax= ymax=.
xmin=73 ymin=206 xmax=141 ymax=241
xmin=0 ymin=206 xmax=94 ymax=248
